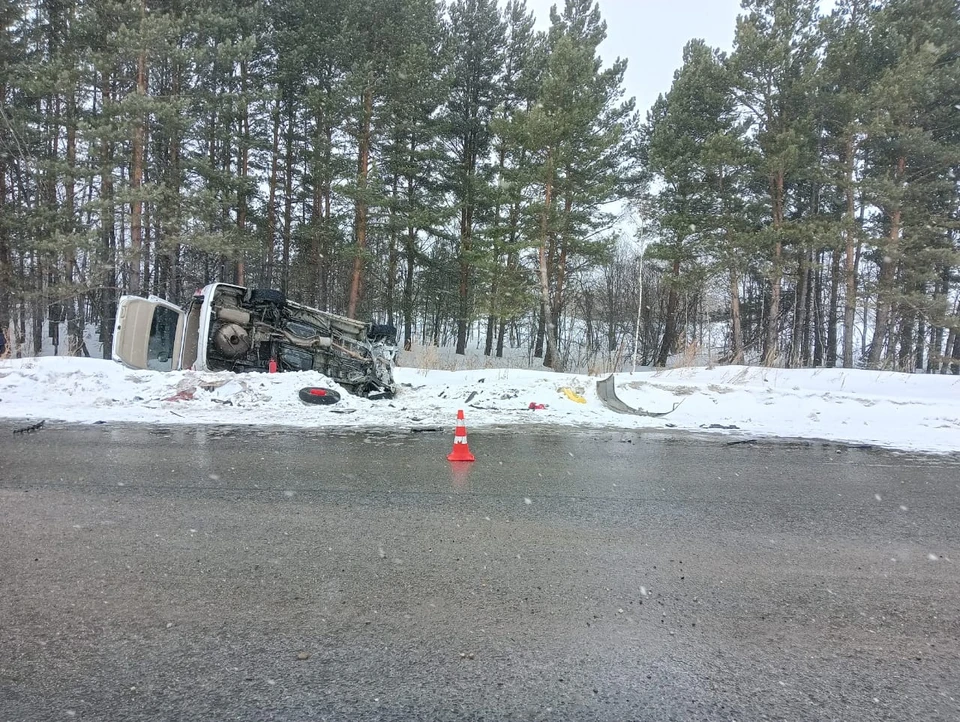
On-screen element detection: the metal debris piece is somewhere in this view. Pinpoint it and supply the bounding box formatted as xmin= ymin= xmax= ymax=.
xmin=13 ymin=420 xmax=45 ymax=435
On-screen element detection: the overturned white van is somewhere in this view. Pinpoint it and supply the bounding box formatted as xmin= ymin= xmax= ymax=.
xmin=112 ymin=283 xmax=397 ymax=398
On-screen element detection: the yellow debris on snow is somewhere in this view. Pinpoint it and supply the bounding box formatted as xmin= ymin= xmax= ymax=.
xmin=560 ymin=387 xmax=587 ymax=404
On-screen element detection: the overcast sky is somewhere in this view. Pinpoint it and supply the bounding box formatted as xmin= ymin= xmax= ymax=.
xmin=521 ymin=0 xmax=834 ymax=119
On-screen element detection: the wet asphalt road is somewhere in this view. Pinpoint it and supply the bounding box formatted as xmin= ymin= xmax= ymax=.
xmin=1 ymin=422 xmax=959 ymax=722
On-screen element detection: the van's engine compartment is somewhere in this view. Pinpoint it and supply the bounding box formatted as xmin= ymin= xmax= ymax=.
xmin=204 ymin=285 xmax=397 ymax=397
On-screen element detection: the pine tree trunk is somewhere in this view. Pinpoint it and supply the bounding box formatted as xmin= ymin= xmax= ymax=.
xmin=484 ymin=313 xmax=495 ymax=356
xmin=265 ymin=102 xmax=280 ymax=288
xmin=656 ymin=259 xmax=681 ymax=367
xmin=310 ymin=173 xmax=322 ymax=305
xmin=827 ymin=248 xmax=840 ymax=367
xmin=321 ymin=125 xmax=333 ymax=310
xmin=801 ymin=250 xmax=814 ymax=365
xmin=65 ymin=90 xmax=77 ymax=299
xmin=143 ymin=202 xmax=151 ymax=293
xmin=606 ymin=271 xmax=617 ymax=354
xmin=812 ymin=252 xmax=824 ymax=367
xmin=897 ymin=303 xmax=913 ymax=371
xmin=387 ymin=175 xmax=399 ymax=327
xmin=791 ymin=253 xmax=807 ymax=367
xmin=729 ymin=264 xmax=744 ymax=364
xmin=929 ymin=324 xmax=944 ymax=373
xmin=281 ymin=105 xmax=294 ymax=294
xmin=99 ymin=70 xmax=117 ymax=358
xmin=941 ymin=329 xmax=955 ymax=374
xmin=868 ymin=155 xmax=906 ymax=368
xmin=236 ymin=60 xmax=249 ymax=287
xmin=456 ymin=204 xmax=472 ymax=356
xmin=843 ymin=134 xmax=857 ymax=369
xmin=928 ymin=267 xmax=949 ymax=372
xmin=129 ymin=0 xmax=147 ymax=295
xmin=486 ymin=144 xmax=508 ymax=359
xmin=537 ymin=150 xmax=558 ymax=369
xmin=546 ymin=193 xmax=573 ymax=367
xmin=403 ymin=172 xmax=416 ymax=351
xmin=347 ymin=85 xmax=373 ymax=319
xmin=534 ymin=308 xmax=544 ymax=359
xmin=915 ymin=313 xmax=925 ymax=373
xmin=765 ymin=170 xmax=785 ymax=365
xmin=0 ymin=105 xmax=9 ymax=336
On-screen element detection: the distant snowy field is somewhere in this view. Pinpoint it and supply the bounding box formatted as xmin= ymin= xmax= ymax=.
xmin=2 ymin=357 xmax=958 ymax=454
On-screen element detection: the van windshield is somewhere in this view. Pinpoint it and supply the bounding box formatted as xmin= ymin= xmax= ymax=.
xmin=147 ymin=306 xmax=179 ymax=371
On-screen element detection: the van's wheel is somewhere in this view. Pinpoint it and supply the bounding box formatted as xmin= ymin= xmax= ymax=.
xmin=298 ymin=387 xmax=341 ymax=405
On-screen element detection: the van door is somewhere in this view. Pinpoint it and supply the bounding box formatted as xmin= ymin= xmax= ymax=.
xmin=112 ymin=296 xmax=185 ymax=371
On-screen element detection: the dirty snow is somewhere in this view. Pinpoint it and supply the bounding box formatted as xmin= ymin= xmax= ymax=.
xmin=1 ymin=357 xmax=959 ymax=453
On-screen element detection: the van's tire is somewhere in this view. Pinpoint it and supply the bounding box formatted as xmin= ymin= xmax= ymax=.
xmin=298 ymin=387 xmax=341 ymax=405
xmin=249 ymin=289 xmax=286 ymax=306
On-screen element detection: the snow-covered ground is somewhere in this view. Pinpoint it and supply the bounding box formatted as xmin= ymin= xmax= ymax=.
xmin=2 ymin=356 xmax=958 ymax=454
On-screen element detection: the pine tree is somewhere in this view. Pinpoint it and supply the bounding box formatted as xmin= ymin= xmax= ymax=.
xmin=862 ymin=0 xmax=960 ymax=369
xmin=820 ymin=0 xmax=881 ymax=368
xmin=644 ymin=40 xmax=751 ymax=366
xmin=484 ymin=0 xmax=542 ymax=358
xmin=380 ymin=0 xmax=447 ymax=345
xmin=512 ymin=0 xmax=635 ymax=369
xmin=441 ymin=0 xmax=505 ymax=355
xmin=731 ymin=0 xmax=821 ymax=365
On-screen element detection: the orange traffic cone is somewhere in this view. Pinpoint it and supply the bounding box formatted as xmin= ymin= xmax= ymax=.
xmin=447 ymin=409 xmax=476 ymax=462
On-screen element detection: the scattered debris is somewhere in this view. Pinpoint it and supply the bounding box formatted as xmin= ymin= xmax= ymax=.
xmin=596 ymin=375 xmax=682 ymax=417
xmin=163 ymin=389 xmax=195 ymax=402
xmin=465 ymin=391 xmax=478 ymax=404
xmin=296 ymin=652 xmax=310 ymax=661
xmin=198 ymin=379 xmax=230 ymax=392
xmin=700 ymin=423 xmax=739 ymax=430
xmin=561 ymin=387 xmax=587 ymax=404
xmin=528 ymin=402 xmax=547 ymax=410
xmin=13 ymin=420 xmax=45 ymax=435
xmin=726 ymin=439 xmax=757 ymax=446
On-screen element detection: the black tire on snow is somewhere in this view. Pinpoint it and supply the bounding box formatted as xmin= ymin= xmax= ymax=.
xmin=298 ymin=387 xmax=341 ymax=405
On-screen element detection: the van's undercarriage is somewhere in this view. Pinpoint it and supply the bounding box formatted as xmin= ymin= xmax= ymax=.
xmin=200 ymin=286 xmax=397 ymax=398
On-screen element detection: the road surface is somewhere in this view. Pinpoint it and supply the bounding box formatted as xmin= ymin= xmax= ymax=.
xmin=1 ymin=422 xmax=958 ymax=721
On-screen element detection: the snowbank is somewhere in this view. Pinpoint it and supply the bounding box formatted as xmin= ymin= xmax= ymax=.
xmin=1 ymin=357 xmax=958 ymax=453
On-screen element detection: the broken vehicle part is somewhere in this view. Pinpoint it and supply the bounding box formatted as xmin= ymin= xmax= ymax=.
xmin=595 ymin=374 xmax=682 ymax=417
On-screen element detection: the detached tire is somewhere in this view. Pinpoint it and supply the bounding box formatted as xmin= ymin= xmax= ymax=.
xmin=298 ymin=387 xmax=341 ymax=405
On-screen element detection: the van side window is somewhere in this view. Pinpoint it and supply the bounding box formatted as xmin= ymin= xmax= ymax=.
xmin=147 ymin=307 xmax=179 ymax=371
